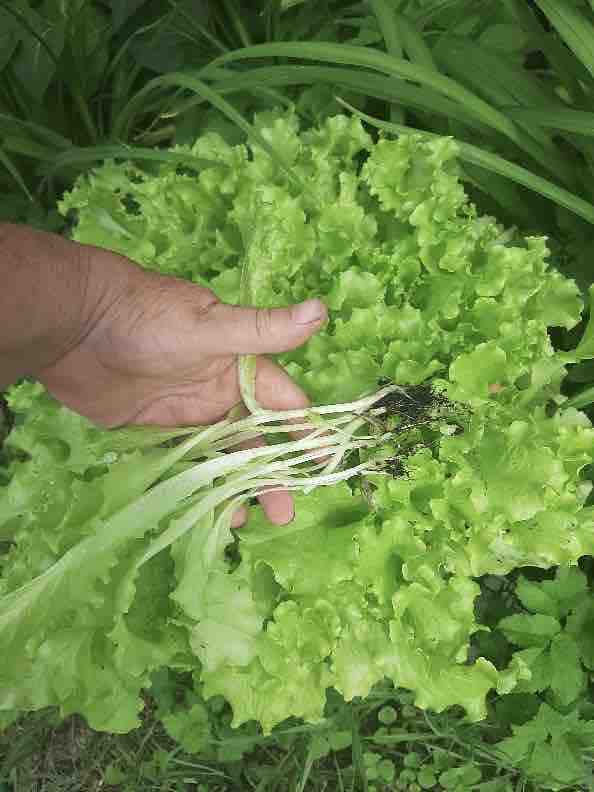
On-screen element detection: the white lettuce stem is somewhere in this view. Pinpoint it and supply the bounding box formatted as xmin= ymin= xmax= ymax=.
xmin=1 ymin=390 xmax=395 ymax=608
xmin=184 ymin=384 xmax=399 ymax=456
xmin=320 ymin=416 xmax=368 ymax=476
xmin=129 ymin=385 xmax=400 ymax=567
xmin=204 ymin=414 xmax=375 ymax=454
xmin=139 ymin=458 xmax=375 ymax=565
xmin=140 ymin=389 xmax=399 ymax=558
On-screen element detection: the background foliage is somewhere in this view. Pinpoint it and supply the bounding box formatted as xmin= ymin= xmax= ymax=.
xmin=4 ymin=1 xmax=594 ymax=790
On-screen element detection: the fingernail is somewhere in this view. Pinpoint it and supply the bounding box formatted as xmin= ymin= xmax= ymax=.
xmin=294 ymin=299 xmax=327 ymax=325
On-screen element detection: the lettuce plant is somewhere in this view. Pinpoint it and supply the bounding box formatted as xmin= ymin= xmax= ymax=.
xmin=2 ymin=112 xmax=594 ymax=734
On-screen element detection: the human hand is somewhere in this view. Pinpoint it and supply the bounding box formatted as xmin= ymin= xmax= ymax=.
xmin=37 ymin=245 xmax=327 ymax=525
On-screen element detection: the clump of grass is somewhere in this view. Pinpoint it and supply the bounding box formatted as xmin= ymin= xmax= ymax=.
xmin=0 ymin=684 xmax=562 ymax=792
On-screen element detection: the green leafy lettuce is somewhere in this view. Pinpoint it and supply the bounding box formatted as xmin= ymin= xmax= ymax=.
xmin=2 ymin=112 xmax=594 ymax=734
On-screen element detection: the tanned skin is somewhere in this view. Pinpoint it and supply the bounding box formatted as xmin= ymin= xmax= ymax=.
xmin=0 ymin=223 xmax=327 ymax=525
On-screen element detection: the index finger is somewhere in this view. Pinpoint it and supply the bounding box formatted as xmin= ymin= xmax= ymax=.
xmin=235 ymin=356 xmax=314 ymax=526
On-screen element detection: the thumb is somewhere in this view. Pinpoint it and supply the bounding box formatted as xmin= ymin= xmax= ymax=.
xmin=204 ymin=299 xmax=328 ymax=355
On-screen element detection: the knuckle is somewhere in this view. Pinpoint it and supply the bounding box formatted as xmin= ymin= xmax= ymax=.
xmin=255 ymin=308 xmax=273 ymax=339
xmin=193 ymin=287 xmax=220 ymax=321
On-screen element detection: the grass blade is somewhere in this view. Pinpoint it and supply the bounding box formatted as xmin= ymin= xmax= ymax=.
xmin=462 ymin=161 xmax=541 ymax=230
xmin=264 ymin=0 xmax=283 ymax=43
xmin=167 ymin=0 xmax=228 ymax=56
xmin=204 ymin=65 xmax=488 ymax=130
xmin=2 ymin=137 xmax=53 ymax=160
xmin=350 ymin=705 xmax=367 ymax=792
xmin=0 ymin=113 xmax=72 ymax=149
xmin=565 ymin=386 xmax=594 ymax=410
xmin=434 ymin=39 xmax=559 ymax=123
xmin=370 ymin=0 xmax=403 ymax=58
xmin=213 ymin=42 xmax=582 ymax=188
xmin=338 ymin=99 xmax=594 ymax=226
xmin=397 ymin=12 xmax=436 ymax=70
xmin=221 ymin=0 xmax=253 ymax=48
xmin=103 ymin=17 xmax=167 ymax=84
xmin=38 ymin=144 xmax=217 ymax=175
xmin=211 ymin=42 xmax=521 ymax=143
xmin=434 ymin=38 xmax=578 ymax=187
xmin=0 ymin=1 xmax=60 ymax=67
xmin=369 ymin=0 xmax=406 ymax=123
xmin=0 ymin=147 xmax=32 ymax=200
xmin=411 ymin=0 xmax=479 ymax=26
xmin=114 ymin=73 xmax=302 ymax=189
xmin=535 ymin=0 xmax=594 ymax=79
xmin=506 ymin=0 xmax=591 ymax=98
xmin=506 ymin=107 xmax=594 ymax=137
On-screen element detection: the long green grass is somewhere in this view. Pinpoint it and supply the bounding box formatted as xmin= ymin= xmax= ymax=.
xmin=4 ymin=0 xmax=594 ymax=237
xmin=0 ymin=685 xmax=556 ymax=792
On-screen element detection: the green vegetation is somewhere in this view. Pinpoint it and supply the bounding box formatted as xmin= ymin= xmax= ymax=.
xmin=4 ymin=1 xmax=594 ymax=790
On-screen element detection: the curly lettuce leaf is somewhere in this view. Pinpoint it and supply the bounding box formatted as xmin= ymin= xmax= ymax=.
xmin=2 ymin=110 xmax=591 ymax=734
